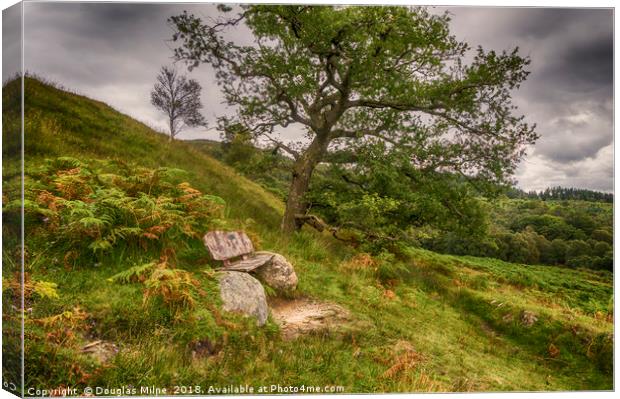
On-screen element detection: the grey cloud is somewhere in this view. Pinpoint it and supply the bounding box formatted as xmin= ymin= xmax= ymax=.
xmin=528 ymin=98 xmax=612 ymax=164
xmin=505 ymin=8 xmax=611 ymax=40
xmin=536 ymin=133 xmax=611 ymax=163
xmin=445 ymin=7 xmax=612 ymax=191
xmin=2 ymin=3 xmax=22 ymax=82
xmin=536 ymin=33 xmax=613 ymax=95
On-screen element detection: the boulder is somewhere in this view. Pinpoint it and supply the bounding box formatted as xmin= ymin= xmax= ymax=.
xmin=253 ymin=251 xmax=298 ymax=292
xmin=218 ymin=271 xmax=268 ymax=326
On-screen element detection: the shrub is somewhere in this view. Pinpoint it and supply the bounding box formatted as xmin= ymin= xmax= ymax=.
xmin=592 ymin=229 xmax=613 ymax=244
xmin=510 ymin=214 xmax=581 ymax=240
xmin=566 ymin=255 xmax=594 ymax=269
xmin=548 ymin=239 xmax=568 ymax=264
xmin=592 ymin=241 xmax=612 ymax=258
xmin=566 ymin=240 xmax=591 ymax=260
xmin=143 ymin=266 xmax=200 ymax=314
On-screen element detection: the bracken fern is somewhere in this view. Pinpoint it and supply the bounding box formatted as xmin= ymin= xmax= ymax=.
xmin=11 ymin=157 xmax=227 ymax=268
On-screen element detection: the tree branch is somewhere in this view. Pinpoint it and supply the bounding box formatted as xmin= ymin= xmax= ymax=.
xmin=260 ymin=130 xmax=300 ymax=159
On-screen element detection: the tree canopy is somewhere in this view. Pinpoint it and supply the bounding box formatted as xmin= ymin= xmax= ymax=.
xmin=169 ymin=5 xmax=537 ymax=232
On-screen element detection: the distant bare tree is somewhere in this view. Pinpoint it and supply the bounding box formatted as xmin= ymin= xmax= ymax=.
xmin=151 ymin=66 xmax=206 ymax=141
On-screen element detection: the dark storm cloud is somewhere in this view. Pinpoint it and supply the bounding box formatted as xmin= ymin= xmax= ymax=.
xmin=24 ymin=2 xmax=178 ymax=85
xmin=536 ymin=32 xmax=613 ymax=95
xmin=537 ymin=130 xmax=611 ymax=163
xmin=502 ymin=8 xmax=608 ymax=40
xmin=15 ymin=2 xmax=615 ymax=192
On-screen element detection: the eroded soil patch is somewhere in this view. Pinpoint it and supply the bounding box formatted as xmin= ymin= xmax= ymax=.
xmin=269 ymin=298 xmax=352 ymax=340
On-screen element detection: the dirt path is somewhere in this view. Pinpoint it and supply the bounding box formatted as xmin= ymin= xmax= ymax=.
xmin=269 ymin=298 xmax=351 ymax=340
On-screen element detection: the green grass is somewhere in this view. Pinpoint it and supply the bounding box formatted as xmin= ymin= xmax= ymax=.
xmin=2 ymin=77 xmax=613 ymax=393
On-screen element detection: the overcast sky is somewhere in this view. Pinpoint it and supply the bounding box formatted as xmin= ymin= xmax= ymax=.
xmin=4 ymin=1 xmax=614 ymax=193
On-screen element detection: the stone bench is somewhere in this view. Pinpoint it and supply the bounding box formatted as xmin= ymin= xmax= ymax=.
xmin=203 ymin=230 xmax=274 ymax=272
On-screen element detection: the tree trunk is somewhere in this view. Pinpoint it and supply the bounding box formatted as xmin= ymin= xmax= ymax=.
xmin=281 ymin=133 xmax=330 ymax=233
xmin=281 ymin=163 xmax=313 ymax=233
xmin=169 ymin=117 xmax=175 ymax=142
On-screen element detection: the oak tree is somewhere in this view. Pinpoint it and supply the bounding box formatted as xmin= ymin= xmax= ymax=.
xmin=169 ymin=5 xmax=537 ymax=233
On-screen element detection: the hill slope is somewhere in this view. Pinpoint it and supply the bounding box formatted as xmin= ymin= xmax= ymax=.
xmin=3 ymin=77 xmax=284 ymax=230
xmin=2 ymin=77 xmax=613 ymax=393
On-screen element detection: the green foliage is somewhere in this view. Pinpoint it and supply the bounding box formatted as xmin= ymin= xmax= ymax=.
xmin=219 ymin=128 xmax=292 ymax=200
xmin=3 ymin=275 xmax=60 ymax=301
xmin=221 ymin=126 xmax=256 ymax=166
xmin=507 ymin=186 xmax=613 ymax=203
xmin=9 ymin=157 xmax=226 ymax=267
xmin=566 ymin=240 xmax=591 ymax=260
xmin=32 ymin=281 xmax=60 ymax=300
xmin=510 ymin=214 xmax=582 ymax=240
xmin=143 ymin=266 xmax=200 ymax=313
xmin=308 ymin=142 xmax=489 ymax=251
xmin=173 ymin=307 xmax=226 ymax=350
xmin=107 ymin=262 xmax=157 ymax=284
xmin=424 ymin=197 xmax=612 ymax=270
xmin=547 ymin=239 xmax=568 ymax=265
xmin=591 ymin=229 xmax=613 ymax=244
xmin=425 ymin=231 xmax=499 ymax=258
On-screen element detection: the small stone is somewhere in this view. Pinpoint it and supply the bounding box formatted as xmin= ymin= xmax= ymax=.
xmin=521 ymin=310 xmax=538 ymax=327
xmin=81 ymin=340 xmax=118 ymax=363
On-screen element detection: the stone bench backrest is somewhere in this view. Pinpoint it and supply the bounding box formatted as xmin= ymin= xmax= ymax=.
xmin=203 ymin=230 xmax=255 ymax=261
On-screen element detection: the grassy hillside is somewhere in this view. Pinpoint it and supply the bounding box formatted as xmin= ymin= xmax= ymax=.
xmin=3 ymin=78 xmax=284 ymax=230
xmin=2 ymin=77 xmax=613 ymax=393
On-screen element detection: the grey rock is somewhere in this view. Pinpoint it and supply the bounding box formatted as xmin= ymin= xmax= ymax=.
xmin=218 ymin=271 xmax=268 ymax=326
xmin=253 ymin=251 xmax=298 ymax=292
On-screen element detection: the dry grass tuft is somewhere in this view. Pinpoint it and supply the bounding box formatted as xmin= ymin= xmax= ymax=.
xmin=548 ymin=343 xmax=560 ymax=358
xmin=340 ymin=253 xmax=377 ymax=272
xmin=382 ymin=340 xmax=425 ymax=379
